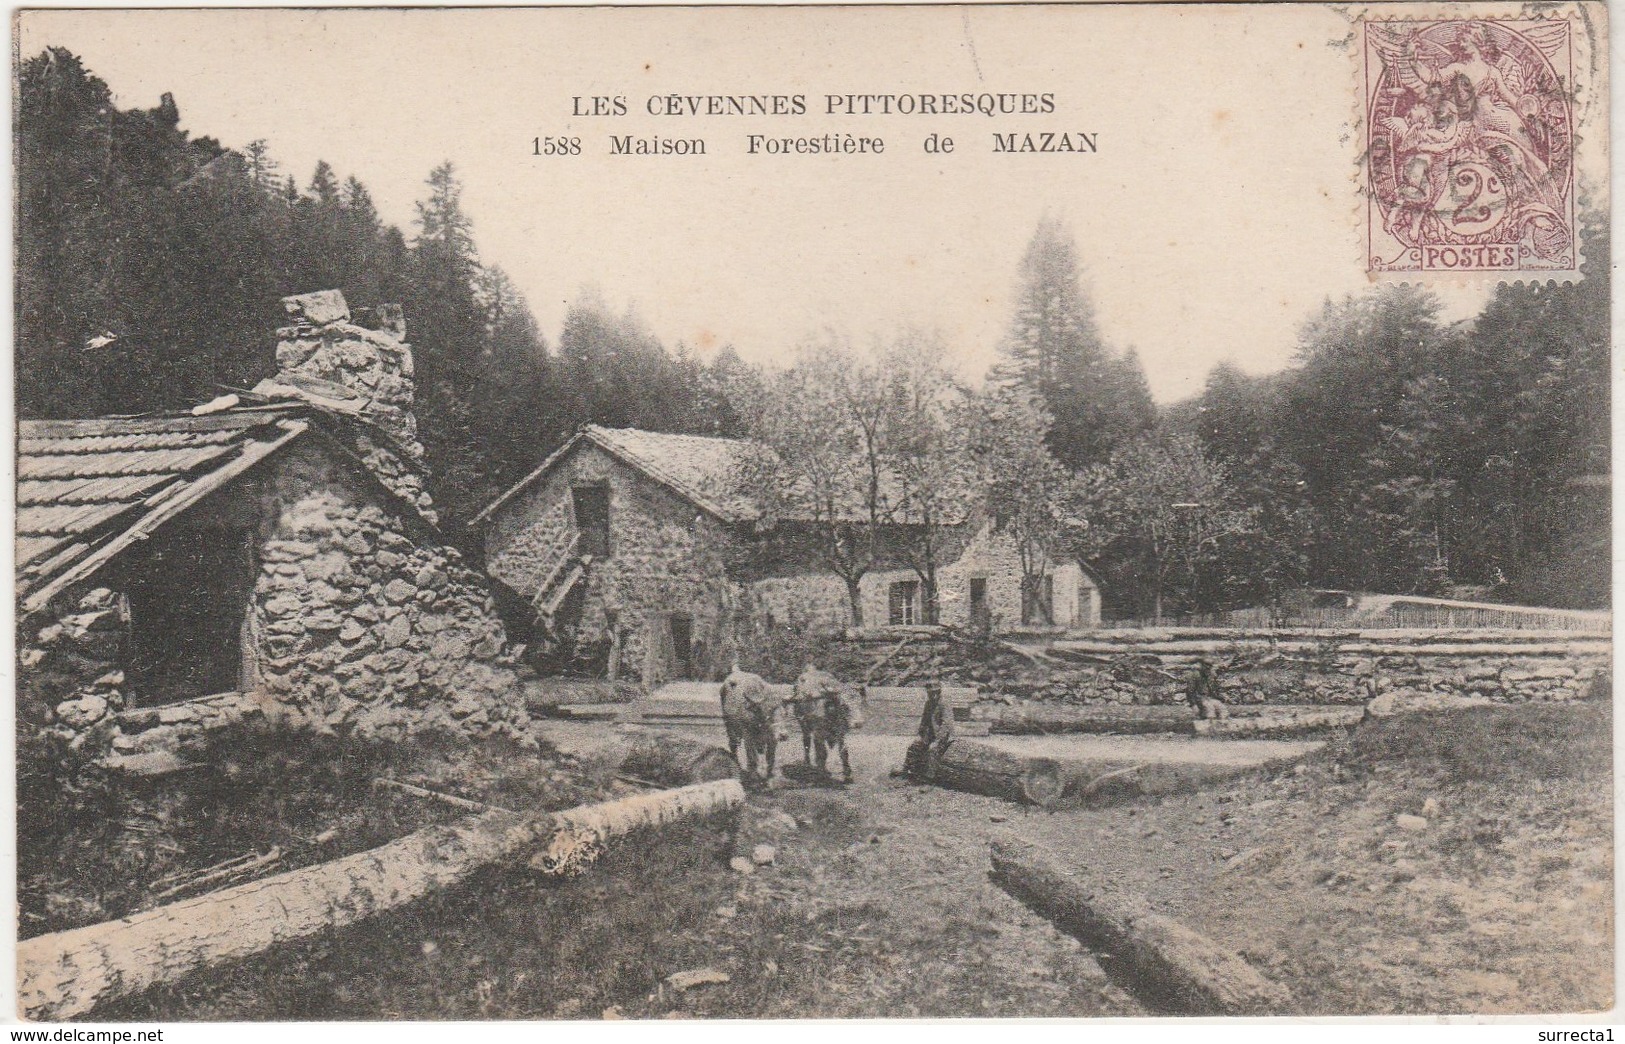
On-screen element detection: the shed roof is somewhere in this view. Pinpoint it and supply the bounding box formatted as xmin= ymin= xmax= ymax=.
xmin=16 ymin=402 xmax=436 ymax=617
xmin=17 ymin=407 xmax=311 ymax=611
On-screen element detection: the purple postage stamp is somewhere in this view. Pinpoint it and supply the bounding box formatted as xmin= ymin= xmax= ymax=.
xmin=1363 ymin=16 xmax=1577 ymax=276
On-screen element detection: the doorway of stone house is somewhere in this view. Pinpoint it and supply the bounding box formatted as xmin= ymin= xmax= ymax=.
xmin=669 ymin=612 xmax=694 ymax=679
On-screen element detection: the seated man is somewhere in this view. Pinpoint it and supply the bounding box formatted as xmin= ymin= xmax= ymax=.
xmin=1185 ymin=658 xmax=1229 ymax=720
xmin=904 ymin=681 xmax=956 ymax=780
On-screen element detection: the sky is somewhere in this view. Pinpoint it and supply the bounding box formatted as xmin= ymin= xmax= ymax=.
xmin=17 ymin=5 xmax=1601 ymax=403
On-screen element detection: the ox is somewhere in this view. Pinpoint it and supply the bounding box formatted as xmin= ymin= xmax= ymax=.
xmin=721 ymin=668 xmax=782 ymax=784
xmin=791 ymin=664 xmax=869 ymax=783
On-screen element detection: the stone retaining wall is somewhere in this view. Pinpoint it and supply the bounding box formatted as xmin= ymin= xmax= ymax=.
xmin=835 ymin=628 xmax=1611 ymax=712
xmin=17 ymin=587 xmax=129 ymax=756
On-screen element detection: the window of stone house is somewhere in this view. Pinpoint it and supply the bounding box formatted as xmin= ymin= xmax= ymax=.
xmin=572 ymin=483 xmax=610 ymax=557
xmin=124 ymin=524 xmax=256 ymax=704
xmin=889 ymin=580 xmax=920 ymax=626
xmin=1021 ymin=574 xmax=1056 ymax=626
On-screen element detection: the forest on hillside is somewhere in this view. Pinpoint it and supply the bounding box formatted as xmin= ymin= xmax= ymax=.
xmin=15 ymin=49 xmax=1610 ymax=613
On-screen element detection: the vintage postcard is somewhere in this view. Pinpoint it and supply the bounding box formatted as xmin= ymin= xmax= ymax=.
xmin=10 ymin=2 xmax=1612 ymax=1028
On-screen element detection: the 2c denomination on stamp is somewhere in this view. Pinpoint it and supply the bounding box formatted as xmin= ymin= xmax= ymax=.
xmin=1363 ymin=16 xmax=1577 ymax=276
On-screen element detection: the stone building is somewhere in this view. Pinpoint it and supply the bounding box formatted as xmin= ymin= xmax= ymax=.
xmin=475 ymin=425 xmax=1102 ymax=687
xmin=752 ymin=519 xmax=1103 ymax=635
xmin=16 ymin=291 xmax=528 ymax=768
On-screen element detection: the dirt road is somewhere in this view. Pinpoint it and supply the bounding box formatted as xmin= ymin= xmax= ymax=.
xmin=100 ymin=702 xmax=1610 ymax=1020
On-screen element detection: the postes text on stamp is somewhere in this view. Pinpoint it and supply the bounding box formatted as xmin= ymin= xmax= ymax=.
xmin=1363 ymin=16 xmax=1576 ymax=276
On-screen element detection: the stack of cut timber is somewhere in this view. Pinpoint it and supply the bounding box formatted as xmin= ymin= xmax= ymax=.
xmin=904 ymin=737 xmax=1065 ymax=807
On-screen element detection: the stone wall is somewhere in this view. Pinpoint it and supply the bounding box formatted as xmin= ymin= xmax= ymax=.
xmin=17 ymin=587 xmax=129 ymax=756
xmin=832 ymin=628 xmax=1611 ymax=712
xmin=249 ymin=442 xmax=526 ymax=740
xmin=750 ymin=572 xmax=853 ymax=634
xmin=1027 ymin=631 xmax=1610 ymax=710
xmin=484 ymin=441 xmax=747 ymax=686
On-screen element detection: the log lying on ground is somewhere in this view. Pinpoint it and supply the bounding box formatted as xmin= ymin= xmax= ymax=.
xmin=17 ymin=778 xmax=744 ymax=1021
xmin=984 ymin=703 xmax=1195 ymax=735
xmin=990 ymin=836 xmax=1290 ymax=1015
xmin=527 ymin=776 xmax=742 ymax=874
xmin=904 ymin=738 xmax=1064 ymax=807
xmin=1191 ymin=706 xmax=1363 ymax=738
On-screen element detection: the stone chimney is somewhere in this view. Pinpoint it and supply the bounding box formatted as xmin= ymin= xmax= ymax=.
xmin=258 ymin=289 xmax=423 ymax=461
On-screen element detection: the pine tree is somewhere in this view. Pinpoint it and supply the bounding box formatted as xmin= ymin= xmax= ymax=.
xmin=403 ymin=161 xmax=491 ymax=522
xmin=307 ymin=160 xmax=340 ymax=204
xmin=243 ymin=139 xmax=278 ymax=191
xmin=995 ymin=218 xmax=1152 ymax=469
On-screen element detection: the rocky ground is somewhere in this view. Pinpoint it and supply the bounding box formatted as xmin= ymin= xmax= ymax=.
xmin=94 ymin=700 xmax=1611 ymax=1020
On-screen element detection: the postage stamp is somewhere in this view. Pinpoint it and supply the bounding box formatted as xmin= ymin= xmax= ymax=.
xmin=1363 ymin=15 xmax=1578 ymax=276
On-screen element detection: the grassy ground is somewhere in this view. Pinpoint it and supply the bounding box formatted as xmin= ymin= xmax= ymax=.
xmin=69 ymin=700 xmax=1614 ymax=1019
xmin=18 ymin=725 xmax=603 ymax=939
xmin=100 ymin=785 xmax=1136 ymax=1020
xmin=1015 ymin=701 xmax=1614 ymax=1014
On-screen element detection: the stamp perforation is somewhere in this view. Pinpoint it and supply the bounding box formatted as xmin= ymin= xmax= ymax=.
xmin=1352 ymin=3 xmax=1599 ymax=286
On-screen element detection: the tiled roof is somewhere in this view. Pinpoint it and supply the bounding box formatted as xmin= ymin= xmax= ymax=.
xmin=16 ymin=407 xmax=311 ymax=612
xmin=474 ymin=424 xmax=965 ymax=529
xmin=584 ymin=426 xmax=761 ymax=522
xmin=473 ymin=426 xmax=763 ymax=526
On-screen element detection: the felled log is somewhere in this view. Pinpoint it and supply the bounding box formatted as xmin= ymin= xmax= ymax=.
xmin=986 ymin=703 xmax=1194 ymax=736
xmin=1191 ymin=706 xmax=1363 ymax=738
xmin=618 ymin=731 xmax=739 ymax=787
xmin=904 ymin=738 xmax=1064 ymax=807
xmin=17 ymin=778 xmax=744 ymax=1021
xmin=528 ymin=777 xmax=742 ymax=875
xmin=990 ymin=837 xmax=1290 ymax=1015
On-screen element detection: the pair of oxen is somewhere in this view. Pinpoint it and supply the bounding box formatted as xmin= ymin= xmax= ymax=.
xmin=720 ymin=666 xmax=868 ymax=785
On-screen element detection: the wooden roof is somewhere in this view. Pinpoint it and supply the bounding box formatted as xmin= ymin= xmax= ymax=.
xmin=16 ymin=407 xmax=312 ymax=611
